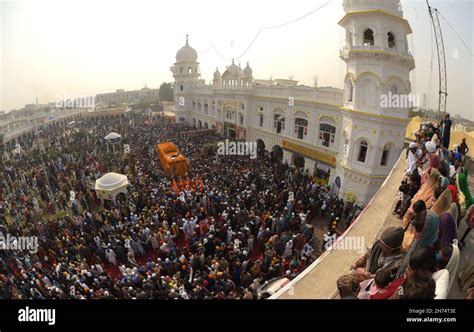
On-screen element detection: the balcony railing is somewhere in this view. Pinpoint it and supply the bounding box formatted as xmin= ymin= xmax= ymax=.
xmin=340 ymin=45 xmax=414 ymax=60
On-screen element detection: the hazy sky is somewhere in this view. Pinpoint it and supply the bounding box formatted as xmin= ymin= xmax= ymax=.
xmin=1 ymin=0 xmax=473 ymax=120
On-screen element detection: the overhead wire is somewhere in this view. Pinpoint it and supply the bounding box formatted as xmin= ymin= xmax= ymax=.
xmin=199 ymin=0 xmax=332 ymax=62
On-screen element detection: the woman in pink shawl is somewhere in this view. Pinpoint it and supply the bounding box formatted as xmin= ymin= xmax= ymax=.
xmin=421 ymin=154 xmax=440 ymax=186
xmin=402 ymin=169 xmax=441 ymax=250
xmin=403 ymin=168 xmax=441 ymax=229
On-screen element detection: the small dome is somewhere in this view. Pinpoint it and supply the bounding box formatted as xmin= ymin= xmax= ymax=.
xmin=243 ymin=62 xmax=253 ymax=78
xmin=343 ymin=0 xmax=402 ymax=16
xmin=95 ymin=172 xmax=129 ymax=191
xmin=176 ymin=35 xmax=198 ymax=63
xmin=213 ymin=67 xmax=222 ymax=80
xmin=105 ymin=132 xmax=121 ymax=140
xmin=224 ymin=59 xmax=243 ymax=77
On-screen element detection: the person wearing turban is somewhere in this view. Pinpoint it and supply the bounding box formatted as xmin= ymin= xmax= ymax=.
xmin=336 ymin=227 xmax=405 ymax=298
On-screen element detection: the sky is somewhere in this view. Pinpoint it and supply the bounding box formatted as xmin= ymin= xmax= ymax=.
xmin=1 ymin=0 xmax=473 ymax=120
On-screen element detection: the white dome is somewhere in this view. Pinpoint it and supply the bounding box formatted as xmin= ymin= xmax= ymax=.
xmin=223 ymin=60 xmax=243 ymax=77
xmin=343 ymin=0 xmax=402 ymax=16
xmin=95 ymin=172 xmax=129 ymax=191
xmin=213 ymin=67 xmax=222 ymax=79
xmin=243 ymin=62 xmax=253 ymax=78
xmin=176 ymin=36 xmax=198 ymax=63
xmin=105 ymin=132 xmax=121 ymax=140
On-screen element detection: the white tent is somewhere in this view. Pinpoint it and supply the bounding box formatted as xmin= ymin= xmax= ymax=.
xmin=104 ymin=132 xmax=122 ymax=152
xmin=105 ymin=132 xmax=121 ymax=141
xmin=94 ymin=172 xmax=129 ymax=202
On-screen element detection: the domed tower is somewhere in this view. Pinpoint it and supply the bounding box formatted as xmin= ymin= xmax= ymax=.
xmin=213 ymin=67 xmax=222 ymax=87
xmin=243 ymin=62 xmax=254 ymax=86
xmin=170 ymin=35 xmax=200 ymax=123
xmin=336 ymin=0 xmax=415 ymax=204
xmin=222 ymin=59 xmax=244 ymax=86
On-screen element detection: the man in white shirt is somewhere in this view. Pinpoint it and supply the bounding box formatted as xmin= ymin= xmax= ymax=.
xmin=405 ymin=142 xmax=419 ymax=177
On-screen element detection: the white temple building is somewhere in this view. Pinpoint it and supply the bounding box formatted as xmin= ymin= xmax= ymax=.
xmin=171 ymin=0 xmax=415 ymax=204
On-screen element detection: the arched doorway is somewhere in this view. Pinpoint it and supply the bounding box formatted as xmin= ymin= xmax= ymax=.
xmin=271 ymin=145 xmax=283 ymax=162
xmin=204 ymin=122 xmax=209 ymax=129
xmin=198 ymin=120 xmax=202 ymax=128
xmin=256 ymin=139 xmax=265 ymax=157
xmin=292 ymin=153 xmax=305 ymax=169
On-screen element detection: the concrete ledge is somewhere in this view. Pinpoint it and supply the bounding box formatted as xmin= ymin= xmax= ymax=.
xmin=272 ymin=151 xmax=406 ymax=299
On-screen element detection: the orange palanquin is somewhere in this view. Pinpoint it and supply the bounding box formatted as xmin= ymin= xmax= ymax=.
xmin=156 ymin=142 xmax=189 ymax=178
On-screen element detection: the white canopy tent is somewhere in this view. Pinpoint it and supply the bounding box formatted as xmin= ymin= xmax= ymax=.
xmin=104 ymin=132 xmax=121 ymax=141
xmin=104 ymin=132 xmax=122 ymax=152
xmin=94 ymin=172 xmax=129 ymax=203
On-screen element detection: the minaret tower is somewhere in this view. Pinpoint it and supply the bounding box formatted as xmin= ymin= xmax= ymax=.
xmin=170 ymin=34 xmax=200 ymax=124
xmin=336 ymin=0 xmax=416 ymax=204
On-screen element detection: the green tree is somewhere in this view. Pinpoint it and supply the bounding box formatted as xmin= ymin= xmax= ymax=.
xmin=159 ymin=82 xmax=174 ymax=101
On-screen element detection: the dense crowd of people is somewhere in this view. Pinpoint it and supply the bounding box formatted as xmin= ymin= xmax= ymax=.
xmin=337 ymin=114 xmax=474 ymax=300
xmin=0 ymin=111 xmax=360 ymax=299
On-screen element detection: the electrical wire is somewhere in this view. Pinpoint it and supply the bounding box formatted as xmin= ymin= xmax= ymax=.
xmin=199 ymin=0 xmax=332 ymax=62
xmin=438 ymin=11 xmax=473 ymax=57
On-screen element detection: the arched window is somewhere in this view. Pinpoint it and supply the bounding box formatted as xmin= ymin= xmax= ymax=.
xmin=348 ymin=81 xmax=354 ymax=102
xmin=319 ymin=123 xmax=336 ymax=147
xmin=273 ymin=114 xmax=285 ymax=133
xmin=204 ymin=103 xmax=209 ymax=114
xmin=381 ymin=144 xmax=391 ymax=166
xmin=239 ymin=113 xmax=244 ymax=125
xmin=259 ymin=114 xmax=264 ymax=127
xmin=180 ymin=67 xmax=184 ymax=74
xmin=192 ymin=100 xmax=196 ymax=110
xmin=387 ymin=32 xmax=396 ymax=49
xmin=197 ymin=100 xmax=202 ymax=111
xmin=358 ymin=140 xmax=368 ymax=163
xmin=363 ymin=29 xmax=374 ymax=46
xmin=342 ymin=131 xmax=349 ymax=157
xmin=294 ymin=118 xmax=308 ymax=139
xmin=180 ymin=85 xmax=184 ymax=92
xmin=188 ymin=67 xmax=192 ymax=74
